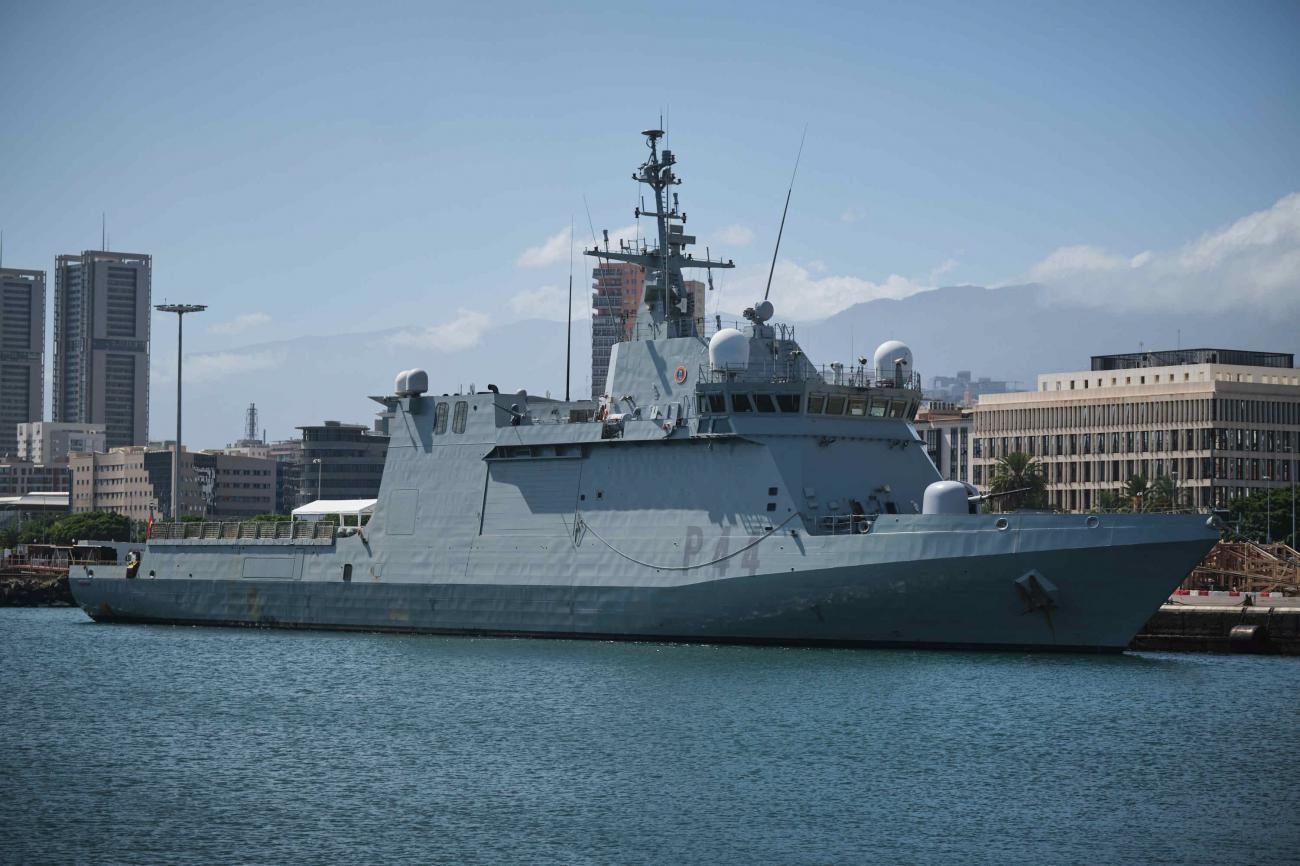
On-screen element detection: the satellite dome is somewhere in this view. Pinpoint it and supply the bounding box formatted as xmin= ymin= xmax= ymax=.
xmin=709 ymin=328 xmax=750 ymax=372
xmin=873 ymin=340 xmax=913 ymax=384
xmin=395 ymin=369 xmax=412 ymax=395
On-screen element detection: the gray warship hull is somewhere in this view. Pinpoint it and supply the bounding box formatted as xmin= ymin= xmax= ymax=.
xmin=72 ymin=512 xmax=1215 ymax=652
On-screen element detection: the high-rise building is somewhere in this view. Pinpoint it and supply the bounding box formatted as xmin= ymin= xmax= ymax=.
xmin=590 ymin=261 xmax=706 ymax=399
xmin=295 ymin=421 xmax=389 ymax=506
xmin=0 ymin=267 xmax=46 ymax=456
xmin=53 ymin=251 xmax=151 ymax=449
xmin=971 ymin=348 xmax=1300 ymax=512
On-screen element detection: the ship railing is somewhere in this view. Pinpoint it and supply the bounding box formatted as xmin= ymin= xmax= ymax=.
xmin=815 ymin=515 xmax=876 ymax=535
xmin=697 ymin=365 xmax=922 ymax=391
xmin=149 ymin=521 xmax=336 ymax=541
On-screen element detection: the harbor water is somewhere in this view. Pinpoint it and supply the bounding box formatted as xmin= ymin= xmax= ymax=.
xmin=3 ymin=608 xmax=1298 ymax=866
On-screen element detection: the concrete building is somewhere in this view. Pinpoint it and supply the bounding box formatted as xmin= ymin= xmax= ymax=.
xmin=590 ymin=261 xmax=704 ymax=399
xmin=53 ymin=251 xmax=151 ymax=449
xmin=914 ymin=402 xmax=973 ymax=483
xmin=0 ymin=459 xmax=70 ymax=497
xmin=18 ymin=422 xmax=106 ymax=465
xmin=296 ymin=421 xmax=389 ymax=506
xmin=0 ymin=267 xmax=46 ymax=456
xmin=928 ymin=370 xmax=1017 ymax=407
xmin=972 ymin=349 xmax=1300 ymax=512
xmin=268 ymin=438 xmax=304 ymax=513
xmin=69 ymin=447 xmax=275 ymax=519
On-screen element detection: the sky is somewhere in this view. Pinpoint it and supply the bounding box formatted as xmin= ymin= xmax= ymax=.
xmin=1 ymin=0 xmax=1298 ymax=441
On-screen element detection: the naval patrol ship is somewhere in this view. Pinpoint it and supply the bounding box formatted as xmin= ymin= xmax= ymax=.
xmin=70 ymin=130 xmax=1221 ymax=651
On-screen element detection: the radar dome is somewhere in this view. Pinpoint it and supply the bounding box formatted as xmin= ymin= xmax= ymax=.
xmin=395 ymin=368 xmax=428 ymax=396
xmin=873 ymin=340 xmax=913 ymax=384
xmin=709 ymin=328 xmax=750 ymax=372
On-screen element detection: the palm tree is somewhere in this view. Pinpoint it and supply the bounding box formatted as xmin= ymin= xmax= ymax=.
xmin=1097 ymin=490 xmax=1125 ymax=513
xmin=990 ymin=451 xmax=1048 ymax=511
xmin=1124 ymin=474 xmax=1149 ymax=512
xmin=1148 ymin=476 xmax=1175 ymax=511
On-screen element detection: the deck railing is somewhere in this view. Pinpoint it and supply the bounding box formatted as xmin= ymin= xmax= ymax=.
xmin=149 ymin=521 xmax=336 ymax=541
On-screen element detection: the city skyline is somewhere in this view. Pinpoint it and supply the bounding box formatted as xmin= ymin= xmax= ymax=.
xmin=0 ymin=1 xmax=1297 ymax=444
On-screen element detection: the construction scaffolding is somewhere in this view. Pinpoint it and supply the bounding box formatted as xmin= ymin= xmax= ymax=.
xmin=1183 ymin=541 xmax=1300 ymax=594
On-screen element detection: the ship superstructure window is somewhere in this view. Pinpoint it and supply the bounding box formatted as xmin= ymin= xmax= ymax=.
xmin=807 ymin=394 xmax=826 ymax=414
xmin=434 ymin=402 xmax=449 ymax=434
xmin=754 ymin=394 xmax=776 ymax=413
xmin=825 ymin=396 xmax=846 ymax=415
xmin=452 ymin=401 xmax=468 ymax=433
xmin=847 ymin=397 xmax=867 ymax=417
xmin=889 ymin=400 xmax=907 ymax=418
xmin=776 ymin=394 xmax=801 ymax=412
xmin=732 ymin=394 xmax=753 ymax=413
xmin=697 ymin=392 xmax=726 ymax=414
xmin=869 ymin=399 xmax=888 ymax=417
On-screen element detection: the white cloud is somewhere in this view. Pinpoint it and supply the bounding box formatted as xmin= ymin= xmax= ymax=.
xmin=1029 ymin=192 xmax=1300 ymax=311
xmin=510 ymin=285 xmax=592 ymax=321
xmin=388 ymin=308 xmax=491 ymax=351
xmin=518 ymin=223 xmax=642 ymax=269
xmin=929 ymin=258 xmax=960 ymax=284
xmin=840 ymin=207 xmax=862 ymax=223
xmin=728 ymin=260 xmax=932 ymax=320
xmin=154 ymin=349 xmax=285 ymax=384
xmin=714 ymin=224 xmax=754 ymax=246
xmin=516 ymin=227 xmax=572 ymax=268
xmin=209 ymin=312 xmax=271 ymax=335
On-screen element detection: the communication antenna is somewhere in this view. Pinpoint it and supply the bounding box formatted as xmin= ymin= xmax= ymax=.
xmin=763 ymin=125 xmax=808 ymax=303
xmin=244 ymin=402 xmax=259 ymax=442
xmin=566 ymin=215 xmax=574 ymax=402
xmin=101 ymin=213 xmax=106 ymax=250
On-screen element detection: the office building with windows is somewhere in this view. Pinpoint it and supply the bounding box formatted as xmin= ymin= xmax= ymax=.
xmin=971 ymin=349 xmax=1300 ymax=511
xmin=0 ymin=267 xmax=45 ymax=456
xmin=53 ymin=250 xmax=151 ymax=449
xmin=914 ymin=402 xmax=973 ymax=483
xmin=296 ymin=421 xmax=389 ymax=506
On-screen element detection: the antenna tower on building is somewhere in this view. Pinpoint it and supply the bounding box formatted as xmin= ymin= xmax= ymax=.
xmin=245 ymin=403 xmax=260 ymax=443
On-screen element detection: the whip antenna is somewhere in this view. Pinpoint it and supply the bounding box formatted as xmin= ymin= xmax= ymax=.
xmin=763 ymin=125 xmax=807 ymax=303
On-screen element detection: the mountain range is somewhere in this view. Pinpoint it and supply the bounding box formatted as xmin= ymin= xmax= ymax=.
xmin=162 ymin=283 xmax=1300 ymax=448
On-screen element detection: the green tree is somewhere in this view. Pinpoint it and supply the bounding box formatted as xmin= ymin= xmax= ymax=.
xmin=990 ymin=451 xmax=1048 ymax=511
xmin=46 ymin=512 xmax=132 ymax=545
xmin=1225 ymin=487 xmax=1298 ymax=547
xmin=1148 ymin=476 xmax=1176 ymax=511
xmin=1124 ymin=474 xmax=1149 ymax=512
xmin=1097 ymin=491 xmax=1126 ymax=513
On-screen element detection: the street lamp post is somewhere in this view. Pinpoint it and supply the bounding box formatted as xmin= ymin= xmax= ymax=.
xmin=155 ymin=303 xmax=207 ymax=520
xmin=312 ymin=458 xmax=323 ymax=502
xmin=1263 ymin=475 xmax=1271 ymax=544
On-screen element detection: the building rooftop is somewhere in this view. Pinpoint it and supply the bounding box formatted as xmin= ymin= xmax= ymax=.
xmin=1090 ymin=348 xmax=1294 ymax=371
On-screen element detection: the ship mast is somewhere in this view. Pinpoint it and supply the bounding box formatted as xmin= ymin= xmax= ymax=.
xmin=585 ymin=129 xmax=734 ymax=339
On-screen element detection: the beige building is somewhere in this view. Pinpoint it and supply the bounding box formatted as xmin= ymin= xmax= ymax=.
xmin=914 ymin=402 xmax=973 ymax=483
xmin=972 ymin=349 xmax=1300 ymax=512
xmin=70 ymin=447 xmax=275 ymax=519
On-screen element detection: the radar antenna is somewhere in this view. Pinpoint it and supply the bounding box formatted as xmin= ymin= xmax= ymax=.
xmin=584 ymin=128 xmax=735 ymax=339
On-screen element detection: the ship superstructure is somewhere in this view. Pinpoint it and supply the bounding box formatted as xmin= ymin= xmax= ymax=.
xmin=69 ymin=131 xmax=1221 ymax=651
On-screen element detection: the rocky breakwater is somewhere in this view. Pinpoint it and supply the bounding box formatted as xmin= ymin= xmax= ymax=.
xmin=0 ymin=572 xmax=74 ymax=607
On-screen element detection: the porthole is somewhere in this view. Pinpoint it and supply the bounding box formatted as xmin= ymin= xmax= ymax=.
xmin=1086 ymin=516 xmax=1100 ymax=529
xmin=995 ymin=517 xmax=1009 ymax=531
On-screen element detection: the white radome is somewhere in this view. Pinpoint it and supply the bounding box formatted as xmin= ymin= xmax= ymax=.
xmin=709 ymin=328 xmax=750 ymax=372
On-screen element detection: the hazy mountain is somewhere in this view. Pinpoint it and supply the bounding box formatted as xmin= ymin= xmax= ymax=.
xmin=165 ymin=284 xmax=1300 ymax=449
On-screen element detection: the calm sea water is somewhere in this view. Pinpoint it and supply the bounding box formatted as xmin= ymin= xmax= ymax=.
xmin=2 ymin=608 xmax=1298 ymax=866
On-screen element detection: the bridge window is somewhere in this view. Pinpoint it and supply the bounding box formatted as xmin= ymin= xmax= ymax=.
xmin=754 ymin=394 xmax=776 ymax=413
xmin=434 ymin=402 xmax=449 ymax=434
xmin=869 ymin=399 xmax=888 ymax=417
xmin=708 ymin=393 xmax=725 ymax=413
xmin=732 ymin=393 xmax=754 ymax=413
xmin=776 ymin=394 xmax=801 ymax=412
xmin=847 ymin=397 xmax=867 ymax=416
xmin=825 ymin=396 xmax=846 ymax=415
xmin=807 ymin=394 xmax=826 ymax=414
xmin=889 ymin=400 xmax=907 ymax=418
